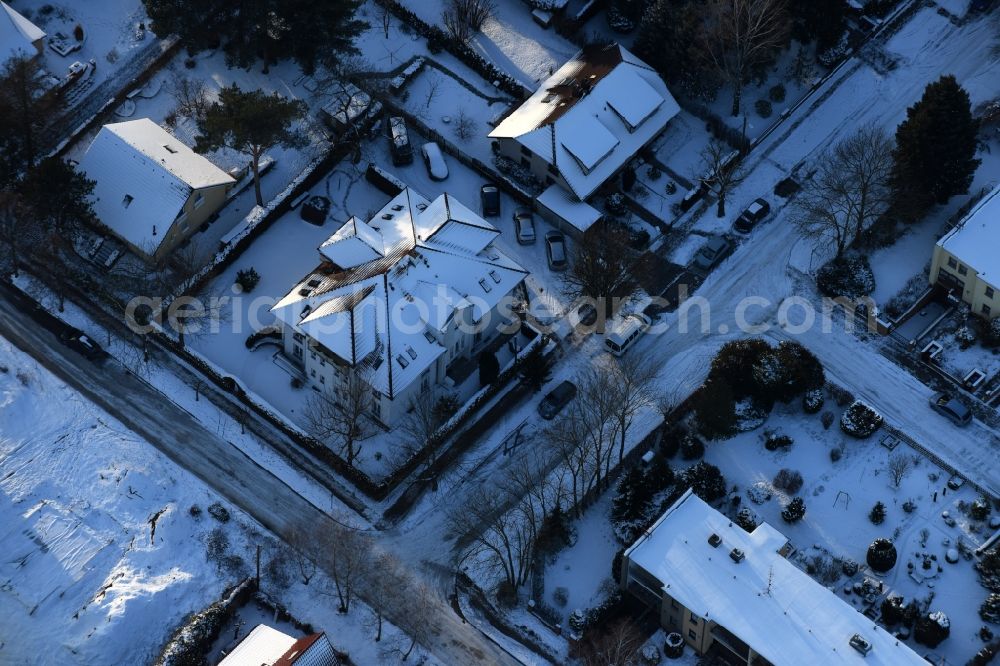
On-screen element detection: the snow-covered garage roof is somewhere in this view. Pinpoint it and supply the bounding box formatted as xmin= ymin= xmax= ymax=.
xmin=273 ymin=188 xmax=528 ymax=398
xmin=536 ymin=183 xmax=602 ymax=234
xmin=77 ymin=119 xmax=235 ymax=257
xmin=489 ymin=43 xmax=679 ymax=200
xmin=938 ymin=184 xmax=1000 ymax=286
xmin=0 ymin=2 xmax=44 ymax=66
xmin=625 ymin=489 xmax=928 ymax=666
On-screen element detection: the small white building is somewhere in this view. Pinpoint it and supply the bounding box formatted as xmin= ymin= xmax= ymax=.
xmin=77 ymin=118 xmax=236 ymax=263
xmin=272 ymin=187 xmax=528 ymax=426
xmin=219 ymin=624 xmax=341 ymax=666
xmin=0 ymin=1 xmax=45 ymax=67
xmin=489 ymin=42 xmax=679 ymax=235
xmin=621 ymin=489 xmax=928 ymax=665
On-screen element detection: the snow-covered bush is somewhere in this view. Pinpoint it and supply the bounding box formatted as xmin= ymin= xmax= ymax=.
xmin=552 ymin=586 xmax=569 ymax=608
xmin=956 ymin=325 xmax=977 ymax=349
xmin=816 ymin=255 xmax=875 ymax=299
xmin=773 ymin=468 xmax=804 ymax=494
xmin=971 ymin=496 xmax=992 ymax=521
xmin=680 ymin=433 xmax=705 ymax=460
xmin=881 ymin=595 xmax=905 ymax=626
xmin=914 ymin=611 xmax=950 ymax=648
xmin=869 ymin=501 xmax=887 ymax=525
xmin=755 ymin=99 xmax=773 ymax=118
xmin=747 ymin=481 xmax=772 ymax=505
xmin=764 ymin=431 xmax=793 ymax=451
xmin=841 ymin=400 xmax=883 ymax=438
xmin=640 ymin=644 xmax=661 ymax=665
xmin=867 ymin=537 xmax=897 ymax=572
xmin=646 ymin=165 xmax=662 ymax=180
xmin=682 ymin=462 xmax=727 ymax=502
xmin=735 ymin=507 xmax=758 ymax=532
xmin=568 ymin=608 xmax=587 ymax=634
xmin=734 ymin=398 xmax=768 ymax=432
xmin=977 ymin=549 xmax=1000 ymax=592
xmin=782 ymin=497 xmax=806 ymax=523
xmin=605 ymin=192 xmax=627 ymax=215
xmin=769 ymin=84 xmax=786 ymax=103
xmin=980 ymin=593 xmax=1000 ymax=623
xmin=803 ymin=388 xmax=824 ymax=414
xmin=822 ymin=411 xmax=835 ymax=431
xmin=207 ymin=502 xmax=231 ymax=522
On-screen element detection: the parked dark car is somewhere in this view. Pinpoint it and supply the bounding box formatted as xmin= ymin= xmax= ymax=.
xmin=480 ymin=184 xmax=500 ymax=217
xmin=575 ymin=303 xmax=598 ymax=327
xmin=538 ymin=380 xmax=578 ymax=420
xmin=929 ymin=392 xmax=972 ymax=426
xmin=545 ymin=231 xmax=567 ymax=271
xmin=733 ymin=198 xmax=770 ymax=233
xmin=692 ymin=236 xmax=731 ymax=271
xmin=387 ymin=116 xmax=413 ymax=166
xmin=59 ymin=327 xmax=105 ymax=361
xmin=300 ymin=195 xmax=330 ymax=225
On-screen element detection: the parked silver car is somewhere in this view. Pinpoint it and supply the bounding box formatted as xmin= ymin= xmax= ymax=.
xmin=692 ymin=235 xmax=731 ymax=271
xmin=513 ymin=207 xmax=536 ymax=245
xmin=420 ymin=142 xmax=449 ymax=180
xmin=545 ymin=231 xmax=567 ymax=271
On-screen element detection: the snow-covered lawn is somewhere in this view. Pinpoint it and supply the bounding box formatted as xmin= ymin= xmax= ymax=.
xmin=649 ymin=109 xmax=715 ymax=186
xmin=0 ymin=337 xmax=259 ymax=664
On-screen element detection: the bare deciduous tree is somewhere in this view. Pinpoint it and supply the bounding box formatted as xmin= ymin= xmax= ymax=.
xmin=170 ymin=74 xmax=211 ymax=123
xmin=442 ymin=0 xmax=495 ymax=43
xmin=579 ymin=617 xmax=645 ymax=666
xmin=700 ymin=138 xmax=746 ymax=217
xmin=377 ymin=2 xmax=392 ymax=39
xmin=453 ymin=107 xmax=476 ymax=141
xmin=887 ymin=453 xmax=915 ymax=488
xmin=607 ymin=355 xmax=658 ymax=465
xmin=698 ymin=0 xmax=790 ymax=116
xmin=383 ymin=574 xmax=438 ymax=661
xmin=0 ymin=189 xmax=30 ymax=277
xmin=303 ymin=366 xmax=375 ymax=466
xmin=560 ymin=225 xmax=636 ymax=328
xmin=361 ymin=550 xmax=399 ymax=641
xmin=286 ymin=530 xmax=318 ymax=586
xmin=321 ymin=523 xmax=372 ymax=614
xmin=793 ymin=124 xmax=893 ymax=258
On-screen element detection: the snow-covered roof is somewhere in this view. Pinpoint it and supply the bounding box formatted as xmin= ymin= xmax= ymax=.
xmin=272 ymin=188 xmax=528 ymax=398
xmin=938 ymin=184 xmax=1000 ymax=286
xmin=0 ymin=2 xmax=44 ymax=66
xmin=77 ymin=119 xmax=235 ymax=256
xmin=219 ymin=624 xmax=296 ymax=666
xmin=536 ymin=182 xmax=602 ymax=233
xmin=625 ymin=490 xmax=928 ymax=666
xmin=489 ymin=43 xmax=679 ymax=200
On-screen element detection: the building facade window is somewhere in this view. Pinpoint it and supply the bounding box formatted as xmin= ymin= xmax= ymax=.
xmin=947 ymin=257 xmax=957 ymax=269
xmin=983 ymin=304 xmax=992 ymax=316
xmin=987 ymin=286 xmax=995 ymax=299
xmin=689 ymin=615 xmax=698 ymax=626
xmin=688 ymin=630 xmax=697 ymax=641
xmin=958 ymin=264 xmax=968 ymax=276
xmin=293 ymin=345 xmax=303 ymax=360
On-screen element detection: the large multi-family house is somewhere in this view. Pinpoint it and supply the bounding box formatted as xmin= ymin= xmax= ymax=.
xmin=77 ymin=118 xmax=237 ymax=264
xmin=0 ymin=1 xmax=45 ymax=67
xmin=931 ymin=185 xmax=1000 ymax=319
xmin=272 ymin=187 xmax=528 ymax=426
xmin=621 ymin=489 xmax=927 ymax=665
xmin=489 ymin=42 xmax=679 ymax=236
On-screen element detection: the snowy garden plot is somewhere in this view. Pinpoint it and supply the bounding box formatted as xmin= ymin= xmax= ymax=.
xmin=0 ymin=339 xmax=265 ymax=665
xmin=701 ymin=400 xmax=995 ymax=665
xmin=17 ymin=0 xmax=153 ymax=107
xmin=394 ymin=0 xmax=579 ymax=86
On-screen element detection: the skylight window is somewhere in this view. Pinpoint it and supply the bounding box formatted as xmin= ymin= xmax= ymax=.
xmin=396 ymin=354 xmax=409 ymax=369
xmin=489 ymin=270 xmax=501 ymax=284
xmin=122 ymin=194 xmax=134 ymax=208
xmin=479 ymin=278 xmax=492 ymax=293
xmin=307 ymin=279 xmax=321 ymax=288
xmin=423 ymin=331 xmax=436 ymax=343
xmin=406 ymin=346 xmax=417 ymax=360
xmin=163 ymin=144 xmax=178 ymax=154
xmin=391 ymin=204 xmax=404 ymax=211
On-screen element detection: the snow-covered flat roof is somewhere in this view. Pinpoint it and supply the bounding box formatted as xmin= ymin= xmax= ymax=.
xmin=536 ymin=183 xmax=602 ymax=233
xmin=625 ymin=489 xmax=927 ymax=665
xmin=77 ymin=119 xmax=235 ymax=256
xmin=938 ymin=184 xmax=1000 ymax=286
xmin=490 ymin=43 xmax=679 ymax=200
xmin=0 ymin=2 xmax=44 ymax=66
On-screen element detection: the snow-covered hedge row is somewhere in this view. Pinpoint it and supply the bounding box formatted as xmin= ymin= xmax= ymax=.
xmin=155 ymin=578 xmax=255 ymax=666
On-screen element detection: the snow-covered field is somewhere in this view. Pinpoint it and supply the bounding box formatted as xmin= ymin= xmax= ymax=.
xmin=0 ymin=337 xmax=253 ymax=664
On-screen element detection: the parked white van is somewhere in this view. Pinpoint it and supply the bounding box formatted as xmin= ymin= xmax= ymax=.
xmin=604 ymin=313 xmax=651 ymax=356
